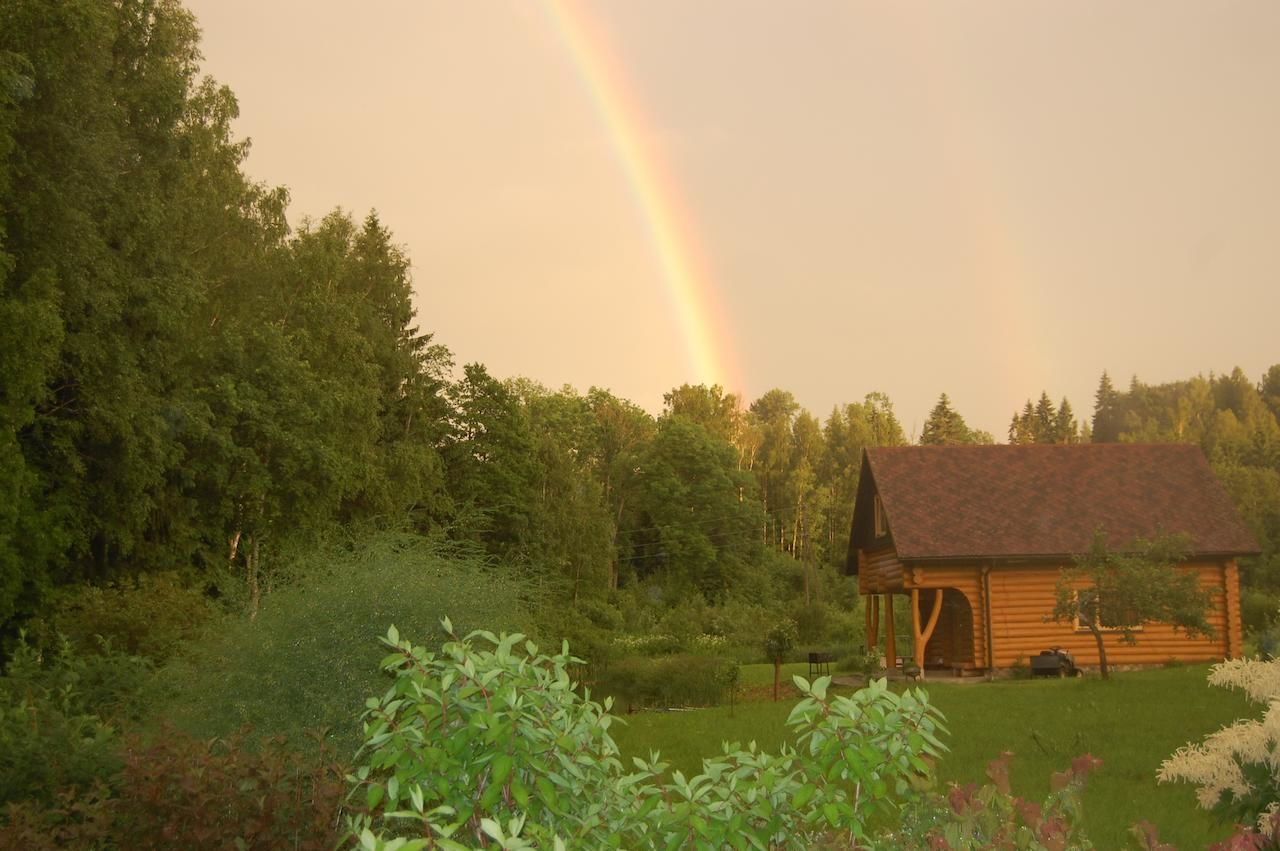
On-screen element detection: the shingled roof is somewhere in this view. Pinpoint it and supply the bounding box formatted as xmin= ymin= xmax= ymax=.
xmin=848 ymin=444 xmax=1260 ymax=566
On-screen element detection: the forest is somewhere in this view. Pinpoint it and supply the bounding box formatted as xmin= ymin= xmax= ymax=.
xmin=3 ymin=1 xmax=1280 ymax=848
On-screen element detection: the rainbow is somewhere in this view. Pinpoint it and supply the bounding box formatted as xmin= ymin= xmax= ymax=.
xmin=542 ymin=0 xmax=744 ymax=397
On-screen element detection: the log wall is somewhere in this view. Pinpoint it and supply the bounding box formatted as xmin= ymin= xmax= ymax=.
xmin=984 ymin=560 xmax=1238 ymax=668
xmin=859 ymin=546 xmax=905 ymax=594
xmin=857 ymin=550 xmax=1242 ymax=670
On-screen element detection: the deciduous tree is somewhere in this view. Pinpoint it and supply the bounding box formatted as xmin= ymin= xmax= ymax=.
xmin=1051 ymin=531 xmax=1214 ymax=679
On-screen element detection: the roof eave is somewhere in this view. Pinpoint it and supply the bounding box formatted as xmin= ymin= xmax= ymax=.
xmin=897 ymin=549 xmax=1262 ymax=564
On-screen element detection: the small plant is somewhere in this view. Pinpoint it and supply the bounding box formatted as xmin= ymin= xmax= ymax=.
xmin=892 ymin=751 xmax=1101 ymax=849
xmin=1009 ymin=655 xmax=1033 ymax=680
xmin=836 ymin=646 xmax=881 ymax=677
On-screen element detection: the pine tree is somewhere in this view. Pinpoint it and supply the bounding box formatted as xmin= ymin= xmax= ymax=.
xmin=1054 ymin=398 xmax=1080 ymax=443
xmin=1092 ymin=372 xmax=1121 ymax=443
xmin=921 ymin=394 xmax=976 ymax=445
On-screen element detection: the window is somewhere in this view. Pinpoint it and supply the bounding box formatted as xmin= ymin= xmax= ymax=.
xmin=1074 ymin=589 xmax=1141 ymax=633
xmin=873 ymin=495 xmax=889 ymax=538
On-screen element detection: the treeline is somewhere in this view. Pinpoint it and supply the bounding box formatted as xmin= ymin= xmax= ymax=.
xmin=3 ymin=0 xmax=1279 ymax=648
xmin=0 ymin=0 xmax=451 ymax=631
xmin=1088 ymin=368 xmax=1280 ymax=617
xmin=0 ymin=0 xmax=909 ymax=642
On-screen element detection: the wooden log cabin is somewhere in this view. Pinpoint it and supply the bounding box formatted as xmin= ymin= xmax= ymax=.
xmin=845 ymin=444 xmax=1259 ymax=677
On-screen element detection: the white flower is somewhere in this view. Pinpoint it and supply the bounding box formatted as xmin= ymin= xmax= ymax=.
xmin=1159 ymin=657 xmax=1280 ymax=812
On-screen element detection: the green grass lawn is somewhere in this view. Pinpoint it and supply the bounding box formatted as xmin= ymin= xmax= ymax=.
xmin=610 ymin=663 xmax=1252 ymax=850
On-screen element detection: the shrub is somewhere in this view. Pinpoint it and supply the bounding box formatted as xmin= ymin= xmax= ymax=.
xmin=0 ymin=636 xmax=150 ymax=807
xmin=837 ymin=646 xmax=882 ymax=677
xmin=112 ymin=726 xmax=349 ymax=850
xmin=892 ymin=751 xmax=1100 ymax=850
xmin=591 ymin=653 xmax=739 ymax=712
xmin=0 ymin=727 xmax=349 ymax=851
xmin=159 ymin=532 xmax=529 ymax=754
xmin=25 ymin=571 xmax=217 ymax=663
xmin=347 ymin=622 xmax=948 ymax=850
xmin=1240 ymin=589 xmax=1278 ymax=640
xmin=1158 ymin=657 xmax=1280 ymax=829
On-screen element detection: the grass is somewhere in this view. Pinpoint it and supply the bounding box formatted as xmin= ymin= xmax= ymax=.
xmin=610 ymin=663 xmax=1253 ymax=850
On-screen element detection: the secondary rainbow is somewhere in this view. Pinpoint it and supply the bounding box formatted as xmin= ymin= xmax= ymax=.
xmin=542 ymin=0 xmax=744 ymax=396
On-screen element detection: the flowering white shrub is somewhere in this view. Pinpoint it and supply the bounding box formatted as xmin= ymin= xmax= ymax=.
xmin=691 ymin=632 xmax=727 ymax=651
xmin=1158 ymin=657 xmax=1280 ymax=828
xmin=608 ymin=633 xmax=678 ymax=654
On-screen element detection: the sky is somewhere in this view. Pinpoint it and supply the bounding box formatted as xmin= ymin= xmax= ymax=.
xmin=185 ymin=0 xmax=1280 ymax=439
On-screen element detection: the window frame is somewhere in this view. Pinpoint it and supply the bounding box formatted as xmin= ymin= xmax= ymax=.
xmin=1072 ymin=589 xmax=1142 ymax=633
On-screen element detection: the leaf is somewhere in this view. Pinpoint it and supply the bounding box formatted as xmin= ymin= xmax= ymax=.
xmin=791 ymin=783 xmax=817 ymax=809
xmin=491 ymin=753 xmax=513 ymax=786
xmin=367 ymin=784 xmax=385 ymax=810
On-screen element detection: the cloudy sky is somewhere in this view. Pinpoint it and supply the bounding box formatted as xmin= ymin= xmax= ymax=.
xmin=185 ymin=0 xmax=1280 ymax=438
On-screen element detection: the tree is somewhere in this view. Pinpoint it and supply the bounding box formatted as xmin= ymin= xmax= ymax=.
xmin=1053 ymin=398 xmax=1080 ymax=443
xmin=661 ymin=384 xmax=743 ymax=446
xmin=820 ymin=392 xmax=906 ymax=569
xmin=628 ymin=417 xmax=761 ymax=599
xmin=585 ymin=389 xmax=655 ymax=591
xmin=1092 ymin=372 xmax=1121 ymax=443
xmin=763 ymin=618 xmax=798 ymax=701
xmin=749 ymin=390 xmax=801 ymax=549
xmin=1009 ymin=394 xmax=1080 ymax=444
xmin=1050 ymin=531 xmax=1215 ymax=679
xmin=442 ymin=364 xmax=540 ymax=562
xmin=1262 ymin=364 xmax=1280 ymax=423
xmin=920 ymin=393 xmax=982 ymax=445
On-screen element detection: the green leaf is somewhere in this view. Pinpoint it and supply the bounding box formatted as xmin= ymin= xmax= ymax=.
xmin=791 ymin=783 xmax=817 ymax=809
xmin=491 ymin=753 xmax=513 ymax=786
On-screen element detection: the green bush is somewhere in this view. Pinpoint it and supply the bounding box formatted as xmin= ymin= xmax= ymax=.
xmin=348 ymin=623 xmax=948 ymax=850
xmin=591 ymin=653 xmax=739 ymax=712
xmin=0 ymin=727 xmax=348 ymax=851
xmin=891 ymin=751 xmax=1100 ymax=849
xmin=159 ymin=532 xmax=528 ymax=754
xmin=25 ymin=572 xmax=217 ymax=663
xmin=837 ymin=646 xmax=882 ymax=676
xmin=1240 ymin=587 xmax=1278 ymax=638
xmin=0 ymin=636 xmax=150 ymax=807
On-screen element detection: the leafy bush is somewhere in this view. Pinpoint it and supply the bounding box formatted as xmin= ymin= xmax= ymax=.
xmin=837 ymin=646 xmax=882 ymax=677
xmin=0 ymin=781 xmax=116 ymax=851
xmin=0 ymin=636 xmax=150 ymax=806
xmin=1240 ymin=589 xmax=1278 ymax=640
xmin=347 ymin=622 xmax=948 ymax=850
xmin=0 ymin=727 xmax=348 ymax=851
xmin=591 ymin=653 xmax=739 ymax=712
xmin=892 ymin=751 xmax=1100 ymax=849
xmin=24 ymin=572 xmax=216 ymax=663
xmin=1159 ymin=657 xmax=1280 ymax=829
xmin=160 ymin=532 xmax=529 ymax=754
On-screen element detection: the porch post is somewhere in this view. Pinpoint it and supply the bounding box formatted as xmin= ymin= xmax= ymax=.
xmin=865 ymin=594 xmax=880 ymax=654
xmin=911 ymin=588 xmax=944 ymax=678
xmin=884 ymin=593 xmax=896 ymax=669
